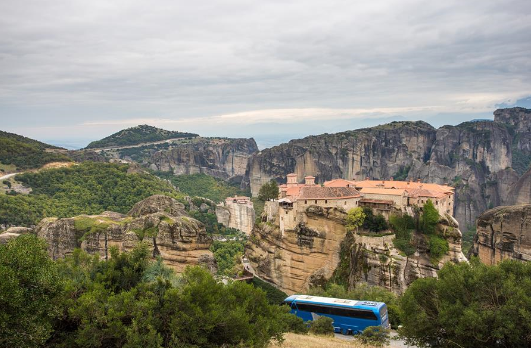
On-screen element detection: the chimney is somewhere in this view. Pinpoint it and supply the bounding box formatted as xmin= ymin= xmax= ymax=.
xmin=417 ymin=178 xmax=421 ymax=183
xmin=366 ymin=177 xmax=370 ymax=181
xmin=305 ymin=176 xmax=316 ymax=186
xmin=390 ymin=177 xmax=394 ymax=181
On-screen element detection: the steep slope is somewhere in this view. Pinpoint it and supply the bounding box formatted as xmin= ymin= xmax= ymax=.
xmin=85 ymin=124 xmax=198 ymax=149
xmin=98 ymin=136 xmax=259 ymax=180
xmin=0 ymin=130 xmax=71 ymax=172
xmin=244 ymin=108 xmax=531 ymax=229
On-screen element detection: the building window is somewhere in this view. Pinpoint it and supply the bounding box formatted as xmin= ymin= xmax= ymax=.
xmin=325 ymin=200 xmax=328 ymax=204
xmin=344 ymin=201 xmax=347 ymax=205
xmin=305 ymin=200 xmax=308 ymax=204
xmin=315 ymin=200 xmax=317 ymax=204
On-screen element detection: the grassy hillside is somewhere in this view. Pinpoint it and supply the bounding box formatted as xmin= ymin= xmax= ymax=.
xmin=85 ymin=124 xmax=198 ymax=149
xmin=0 ymin=130 xmax=71 ymax=171
xmin=0 ymin=162 xmax=184 ymax=226
xmin=155 ymin=172 xmax=250 ymax=203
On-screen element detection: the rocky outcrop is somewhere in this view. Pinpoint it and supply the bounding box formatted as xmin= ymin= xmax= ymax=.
xmin=471 ymin=205 xmax=531 ymax=265
xmin=246 ymin=202 xmax=466 ymax=294
xmin=0 ymin=227 xmax=33 ymax=244
xmin=99 ymin=137 xmax=258 ymax=180
xmin=35 ymin=195 xmax=215 ymax=272
xmin=215 ymin=199 xmax=255 ymax=235
xmin=244 ymin=108 xmax=531 ymax=229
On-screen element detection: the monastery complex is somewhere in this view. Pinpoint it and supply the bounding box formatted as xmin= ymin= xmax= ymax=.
xmin=275 ymin=173 xmax=455 ymax=233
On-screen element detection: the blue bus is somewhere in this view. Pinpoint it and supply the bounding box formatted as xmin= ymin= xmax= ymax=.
xmin=283 ymin=295 xmax=389 ymax=335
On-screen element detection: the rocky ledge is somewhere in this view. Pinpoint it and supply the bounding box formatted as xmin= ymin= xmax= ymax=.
xmin=34 ymin=195 xmax=216 ymax=272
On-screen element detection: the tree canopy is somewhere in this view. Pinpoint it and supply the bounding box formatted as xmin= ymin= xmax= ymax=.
xmin=258 ymin=180 xmax=279 ymax=201
xmin=400 ymin=258 xmax=531 ymax=347
xmin=346 ymin=207 xmax=365 ymax=232
xmin=0 ymin=235 xmax=300 ymax=348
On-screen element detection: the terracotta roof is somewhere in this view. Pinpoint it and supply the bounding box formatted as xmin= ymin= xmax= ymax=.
xmin=297 ymin=186 xmax=361 ymax=200
xmin=323 ymin=179 xmax=356 ymax=187
xmin=359 ymin=187 xmax=407 ymax=195
xmin=407 ymin=188 xmax=447 ymax=199
xmin=351 ymin=180 xmax=454 ymax=193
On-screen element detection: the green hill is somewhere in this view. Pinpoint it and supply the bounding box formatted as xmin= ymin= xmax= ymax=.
xmin=0 ymin=130 xmax=71 ymax=172
xmin=0 ymin=162 xmax=184 ymax=226
xmin=85 ymin=124 xmax=198 ymax=149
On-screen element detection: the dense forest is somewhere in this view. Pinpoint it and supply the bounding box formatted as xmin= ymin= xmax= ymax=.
xmin=85 ymin=125 xmax=198 ymax=149
xmin=0 ymin=130 xmax=71 ymax=171
xmin=0 ymin=162 xmax=184 ymax=226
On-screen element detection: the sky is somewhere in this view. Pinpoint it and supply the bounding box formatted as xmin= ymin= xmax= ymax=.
xmin=1 ymin=0 xmax=530 ymax=149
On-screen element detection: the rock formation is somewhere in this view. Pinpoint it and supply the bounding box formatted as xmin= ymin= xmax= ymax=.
xmin=471 ymin=204 xmax=531 ymax=265
xmin=0 ymin=227 xmax=33 ymax=244
xmin=246 ymin=202 xmax=466 ymax=294
xmin=215 ymin=196 xmax=255 ymax=235
xmin=35 ymin=195 xmax=215 ymax=272
xmin=98 ymin=137 xmax=258 ymax=181
xmin=244 ymin=108 xmax=531 ymax=229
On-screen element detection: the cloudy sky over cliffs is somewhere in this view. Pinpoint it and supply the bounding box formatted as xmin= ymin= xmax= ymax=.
xmin=1 ymin=0 xmax=530 ymax=148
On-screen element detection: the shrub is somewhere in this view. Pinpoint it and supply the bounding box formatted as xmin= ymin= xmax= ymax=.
xmin=428 ymin=235 xmax=449 ymax=262
xmin=421 ymin=200 xmax=439 ymax=234
xmin=258 ymin=180 xmax=279 ymax=201
xmin=400 ymin=259 xmax=531 ymax=347
xmin=358 ymin=326 xmax=390 ymax=347
xmin=309 ymin=316 xmax=334 ymax=336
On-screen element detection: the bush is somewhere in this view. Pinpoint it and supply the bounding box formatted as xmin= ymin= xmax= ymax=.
xmin=400 ymin=259 xmax=531 ymax=347
xmin=428 ymin=235 xmax=449 ymax=262
xmin=362 ymin=207 xmax=388 ymax=232
xmin=358 ymin=326 xmax=390 ymax=347
xmin=309 ymin=316 xmax=334 ymax=336
xmin=279 ymin=306 xmax=308 ymax=334
xmin=421 ymin=199 xmax=439 ymax=234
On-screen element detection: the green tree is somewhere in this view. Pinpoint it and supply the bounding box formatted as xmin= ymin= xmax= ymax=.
xmin=421 ymin=200 xmax=439 ymax=234
xmin=400 ymin=259 xmax=531 ymax=347
xmin=358 ymin=326 xmax=390 ymax=347
xmin=258 ymin=180 xmax=279 ymax=201
xmin=308 ymin=316 xmax=334 ymax=336
xmin=0 ymin=235 xmax=64 ymax=348
xmin=346 ymin=207 xmax=366 ymax=232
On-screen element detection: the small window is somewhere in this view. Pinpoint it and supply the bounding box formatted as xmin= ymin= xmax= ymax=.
xmin=325 ymin=200 xmax=328 ymax=204
xmin=305 ymin=200 xmax=307 ymax=204
xmin=315 ymin=200 xmax=317 ymax=204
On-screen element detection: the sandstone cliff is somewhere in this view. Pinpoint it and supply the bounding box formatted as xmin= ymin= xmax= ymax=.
xmin=246 ymin=202 xmax=466 ymax=294
xmin=35 ymin=195 xmax=215 ymax=272
xmin=245 ymin=108 xmax=531 ymax=229
xmin=471 ymin=204 xmax=531 ymax=265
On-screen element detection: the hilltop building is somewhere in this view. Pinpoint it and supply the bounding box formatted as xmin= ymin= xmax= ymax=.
xmin=271 ymin=174 xmax=455 ymax=234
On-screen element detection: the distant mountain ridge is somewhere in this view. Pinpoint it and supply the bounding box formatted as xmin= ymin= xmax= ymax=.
xmin=0 ymin=130 xmax=71 ymax=172
xmin=85 ymin=124 xmax=198 ymax=149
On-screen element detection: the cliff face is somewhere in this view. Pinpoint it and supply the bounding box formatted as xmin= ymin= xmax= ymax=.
xmin=215 ymin=201 xmax=255 ymax=235
xmin=245 ymin=108 xmax=531 ymax=229
xmin=471 ymin=205 xmax=531 ymax=265
xmin=246 ymin=121 xmax=436 ymax=196
xmin=101 ymin=137 xmax=258 ymax=180
xmin=35 ymin=195 xmax=215 ymax=272
xmin=246 ymin=202 xmax=466 ymax=294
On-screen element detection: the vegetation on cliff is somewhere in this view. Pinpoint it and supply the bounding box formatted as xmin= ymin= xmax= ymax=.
xmin=0 ymin=162 xmax=183 ymax=226
xmin=0 ymin=130 xmax=71 ymax=171
xmin=155 ymin=172 xmax=250 ymax=203
xmin=400 ymin=258 xmax=531 ymax=347
xmin=0 ymin=235 xmax=302 ymax=348
xmin=85 ymin=124 xmax=198 ymax=149
xmin=258 ymin=179 xmax=279 ymax=201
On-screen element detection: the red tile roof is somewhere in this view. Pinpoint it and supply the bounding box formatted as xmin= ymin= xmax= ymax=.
xmin=297 ymin=186 xmax=362 ymax=200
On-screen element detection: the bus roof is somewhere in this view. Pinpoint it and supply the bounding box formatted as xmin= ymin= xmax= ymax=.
xmin=285 ymin=295 xmax=386 ymax=310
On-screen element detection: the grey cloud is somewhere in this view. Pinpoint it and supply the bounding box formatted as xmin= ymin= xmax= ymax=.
xmin=0 ymin=0 xmax=530 ymax=144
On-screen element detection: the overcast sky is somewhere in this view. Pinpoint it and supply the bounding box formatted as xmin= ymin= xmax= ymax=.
xmin=1 ymin=0 xmax=530 ymax=149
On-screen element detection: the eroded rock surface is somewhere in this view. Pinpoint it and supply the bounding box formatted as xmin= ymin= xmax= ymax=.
xmin=246 ymin=203 xmax=466 ymax=294
xmin=35 ymin=195 xmax=214 ymax=272
xmin=471 ymin=205 xmax=531 ymax=265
